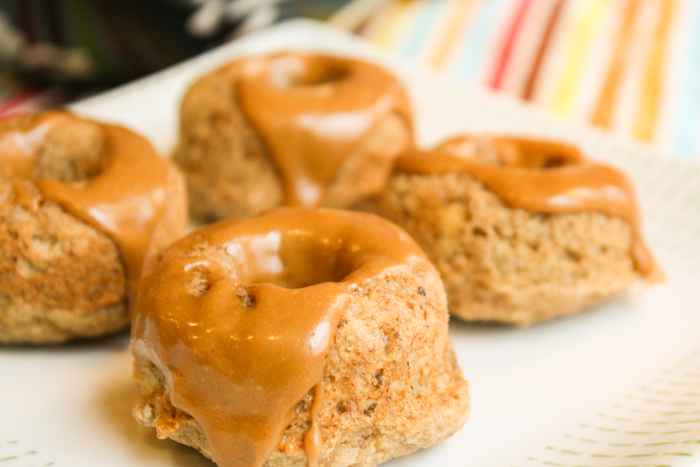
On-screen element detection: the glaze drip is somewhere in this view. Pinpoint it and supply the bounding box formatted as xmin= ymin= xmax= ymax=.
xmin=394 ymin=136 xmax=657 ymax=277
xmin=232 ymin=53 xmax=412 ymax=206
xmin=0 ymin=112 xmax=170 ymax=301
xmin=131 ymin=208 xmax=430 ymax=467
xmin=304 ymin=384 xmax=325 ymax=467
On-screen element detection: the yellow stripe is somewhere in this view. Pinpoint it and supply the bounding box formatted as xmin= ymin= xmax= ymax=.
xmin=429 ymin=0 xmax=478 ymax=70
xmin=633 ymin=0 xmax=675 ymax=141
xmin=552 ymin=0 xmax=610 ymax=116
xmin=370 ymin=0 xmax=415 ymax=49
xmin=361 ymin=3 xmax=393 ymax=42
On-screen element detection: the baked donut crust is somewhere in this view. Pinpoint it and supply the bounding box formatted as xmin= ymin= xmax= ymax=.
xmin=380 ymin=136 xmax=663 ymax=325
xmin=174 ymin=53 xmax=413 ymax=221
xmin=131 ymin=208 xmax=469 ymax=467
xmin=0 ymin=112 xmax=187 ymax=344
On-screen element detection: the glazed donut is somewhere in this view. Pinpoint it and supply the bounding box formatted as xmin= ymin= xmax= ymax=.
xmin=0 ymin=111 xmax=188 ymax=344
xmin=131 ymin=207 xmax=469 ymax=467
xmin=380 ymin=136 xmax=663 ymax=325
xmin=174 ymin=52 xmax=413 ymax=221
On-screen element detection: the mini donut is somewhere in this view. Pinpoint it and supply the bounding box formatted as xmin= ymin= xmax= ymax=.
xmin=174 ymin=52 xmax=413 ymax=221
xmin=380 ymin=136 xmax=663 ymax=325
xmin=131 ymin=207 xmax=469 ymax=467
xmin=0 ymin=111 xmax=188 ymax=344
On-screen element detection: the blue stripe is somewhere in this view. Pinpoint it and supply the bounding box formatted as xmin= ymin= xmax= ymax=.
xmin=673 ymin=0 xmax=700 ymax=158
xmin=400 ymin=0 xmax=447 ymax=59
xmin=454 ymin=0 xmax=509 ymax=81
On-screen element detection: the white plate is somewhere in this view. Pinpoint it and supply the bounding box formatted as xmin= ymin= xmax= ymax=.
xmin=3 ymin=19 xmax=700 ymax=467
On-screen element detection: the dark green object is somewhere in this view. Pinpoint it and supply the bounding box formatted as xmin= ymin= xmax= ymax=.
xmin=0 ymin=0 xmax=353 ymax=85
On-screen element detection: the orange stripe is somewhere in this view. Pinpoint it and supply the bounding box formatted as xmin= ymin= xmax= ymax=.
xmin=429 ymin=0 xmax=478 ymax=69
xmin=633 ymin=0 xmax=676 ymax=141
xmin=521 ymin=0 xmax=565 ymax=100
xmin=590 ymin=0 xmax=640 ymax=128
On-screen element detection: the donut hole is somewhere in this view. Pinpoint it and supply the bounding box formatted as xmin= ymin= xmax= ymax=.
xmin=438 ymin=137 xmax=582 ymax=170
xmin=0 ymin=115 xmax=105 ymax=183
xmin=501 ymin=149 xmax=576 ymax=169
xmin=540 ymin=155 xmax=568 ymax=169
xmin=221 ymin=232 xmax=357 ymax=289
xmin=498 ymin=139 xmax=581 ymax=170
xmin=250 ymin=240 xmax=355 ymax=289
xmin=32 ymin=118 xmax=106 ymax=183
xmin=291 ymin=62 xmax=350 ymax=87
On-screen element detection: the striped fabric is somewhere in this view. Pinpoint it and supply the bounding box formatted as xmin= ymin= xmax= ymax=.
xmin=360 ymin=0 xmax=700 ymax=160
xmin=1 ymin=0 xmax=697 ymax=161
xmin=0 ymin=74 xmax=54 ymax=116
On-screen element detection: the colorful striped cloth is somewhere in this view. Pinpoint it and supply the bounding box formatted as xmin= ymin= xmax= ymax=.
xmin=1 ymin=0 xmax=698 ymax=161
xmin=0 ymin=75 xmax=61 ymax=116
xmin=360 ymin=0 xmax=700 ymax=160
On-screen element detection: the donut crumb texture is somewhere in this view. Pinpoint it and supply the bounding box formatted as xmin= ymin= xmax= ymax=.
xmin=173 ymin=60 xmax=411 ymax=221
xmin=0 ymin=181 xmax=128 ymax=344
xmin=380 ymin=171 xmax=647 ymax=325
xmin=133 ymin=264 xmax=470 ymax=467
xmin=0 ymin=115 xmax=188 ymax=344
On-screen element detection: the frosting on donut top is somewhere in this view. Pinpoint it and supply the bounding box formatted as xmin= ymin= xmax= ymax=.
xmin=131 ymin=208 xmax=431 ymax=467
xmin=0 ymin=115 xmax=55 ymax=179
xmin=0 ymin=111 xmax=170 ymax=301
xmin=394 ymin=136 xmax=657 ymax=277
xmin=230 ymin=52 xmax=412 ymax=206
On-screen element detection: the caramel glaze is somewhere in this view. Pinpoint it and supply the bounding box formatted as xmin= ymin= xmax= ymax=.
xmin=394 ymin=136 xmax=657 ymax=277
xmin=0 ymin=111 xmax=169 ymax=301
xmin=231 ymin=53 xmax=412 ymax=206
xmin=0 ymin=114 xmax=55 ymax=179
xmin=130 ymin=207 xmax=431 ymax=467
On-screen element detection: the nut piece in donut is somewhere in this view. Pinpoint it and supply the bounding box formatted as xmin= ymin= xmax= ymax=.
xmin=0 ymin=111 xmax=188 ymax=344
xmin=174 ymin=53 xmax=413 ymax=221
xmin=380 ymin=136 xmax=663 ymax=325
xmin=131 ymin=207 xmax=469 ymax=467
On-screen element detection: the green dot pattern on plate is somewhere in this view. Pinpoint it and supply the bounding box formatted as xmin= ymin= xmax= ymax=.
xmin=0 ymin=434 xmax=54 ymax=467
xmin=516 ymin=348 xmax=700 ymax=466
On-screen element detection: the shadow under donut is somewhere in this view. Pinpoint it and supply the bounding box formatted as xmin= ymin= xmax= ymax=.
xmin=94 ymin=347 xmax=214 ymax=466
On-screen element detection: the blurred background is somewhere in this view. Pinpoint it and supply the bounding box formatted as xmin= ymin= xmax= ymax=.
xmin=0 ymin=0 xmax=695 ymax=159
